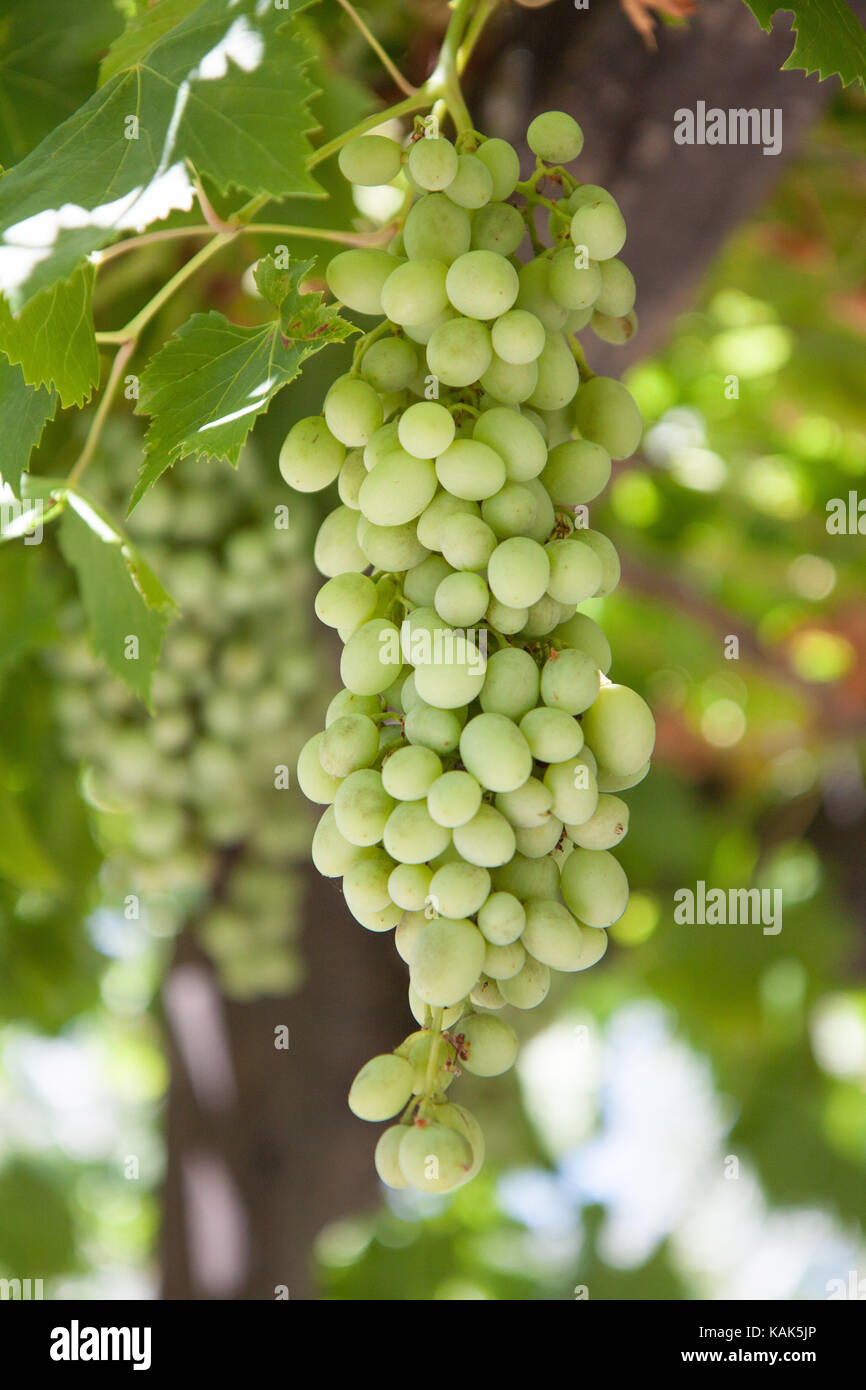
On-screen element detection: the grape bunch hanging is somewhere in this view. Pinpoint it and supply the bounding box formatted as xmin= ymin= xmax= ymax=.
xmin=281 ymin=112 xmax=655 ymax=1195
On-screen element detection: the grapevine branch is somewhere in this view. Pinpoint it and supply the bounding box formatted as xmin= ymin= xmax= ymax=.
xmin=335 ymin=0 xmax=418 ymax=97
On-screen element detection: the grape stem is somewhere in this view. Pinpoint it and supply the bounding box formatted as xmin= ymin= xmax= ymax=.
xmin=335 ymin=0 xmax=419 ymax=98
xmin=423 ymin=1007 xmax=445 ymax=1097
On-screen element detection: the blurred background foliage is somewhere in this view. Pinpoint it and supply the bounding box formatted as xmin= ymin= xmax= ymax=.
xmin=0 ymin=0 xmax=864 ymax=1299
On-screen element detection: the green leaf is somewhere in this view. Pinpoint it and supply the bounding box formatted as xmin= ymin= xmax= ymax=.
xmin=740 ymin=1 xmax=866 ymax=88
xmin=0 ymin=0 xmax=323 ymax=313
xmin=0 ymin=266 xmax=98 ymax=407
xmin=99 ymin=0 xmax=203 ymax=86
xmin=130 ymin=254 xmax=356 ymax=510
xmin=0 ymin=778 xmax=60 ymax=891
xmin=54 ymin=485 xmax=176 ymax=703
xmin=0 ymin=355 xmax=57 ymax=491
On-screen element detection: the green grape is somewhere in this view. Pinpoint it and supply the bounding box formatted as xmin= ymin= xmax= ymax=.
xmin=471 ymin=202 xmax=526 ymax=256
xmin=389 ymin=863 xmax=434 ymax=912
xmin=492 ymin=850 xmax=557 ymax=901
xmin=343 ymin=850 xmax=396 ymax=916
xmin=543 ymin=753 xmax=598 ymax=825
xmin=395 ymin=909 xmax=426 ymax=963
xmin=547 ymin=248 xmax=602 ymax=310
xmin=527 ymin=110 xmax=584 ymax=163
xmin=349 ymin=1053 xmax=414 ymax=1121
xmin=572 ymin=527 xmax=620 ymax=595
xmin=431 ymin=1100 xmax=485 ymax=1179
xmin=403 ymin=193 xmax=472 ymax=261
xmin=568 ymin=793 xmax=629 ymax=850
xmin=560 ymin=846 xmax=629 ymax=927
xmin=596 ymin=760 xmax=650 ymax=793
xmin=434 ymin=571 xmax=489 ymax=626
xmin=407 ymin=985 xmax=466 ymax=1029
xmin=410 ymin=916 xmax=487 ymax=1007
xmin=404 ymin=554 xmax=455 ymax=607
xmin=573 ymin=376 xmax=642 ymax=459
xmin=407 ymin=1033 xmax=457 ymax=1094
xmin=470 ymin=976 xmax=506 ymax=1009
xmin=364 ymin=420 xmax=401 ymax=471
xmin=398 ymin=1121 xmax=474 ymax=1192
xmin=452 ymin=803 xmax=517 ymax=867
xmin=413 ymin=637 xmax=487 ymax=710
xmin=315 ymin=572 xmax=378 ymax=632
xmin=486 ymin=596 xmax=529 ymax=633
xmin=478 ymin=889 xmax=525 ymax=945
xmin=416 ymin=492 xmax=480 ymax=552
xmin=398 ymin=401 xmax=455 ymax=459
xmin=516 ymin=256 xmax=569 ymax=331
xmin=435 ymin=438 xmax=506 ymax=500
xmin=428 ymin=861 xmax=491 ymax=919
xmin=473 ymin=406 xmax=547 ymax=482
xmin=357 ymin=515 xmax=429 ymax=570
xmin=297 ymin=733 xmax=342 ymax=804
xmin=324 ymin=374 xmax=384 ymax=447
xmin=491 ymin=308 xmax=546 ymax=365
xmin=446 ymin=152 xmax=494 ymax=209
xmin=570 ymin=924 xmax=609 ymax=971
xmin=527 ymin=331 xmax=580 ymax=411
xmin=334 ymin=768 xmax=396 ymax=846
xmin=314 ymin=505 xmax=368 ymax=577
xmin=361 ymin=335 xmax=418 ymax=392
xmin=359 ymin=450 xmax=437 ymax=525
xmin=498 ymin=955 xmax=551 ymax=1009
xmin=591 ymin=308 xmax=638 ymax=345
xmin=475 ymin=137 xmax=521 ymax=199
xmin=312 ymin=806 xmax=372 ymax=877
xmin=495 ymin=776 xmax=554 ymax=828
xmin=404 ymin=703 xmax=463 ymax=754
xmin=381 ymin=744 xmax=443 ymax=800
xmin=326 ymin=249 xmax=401 ymax=316
xmin=279 ymin=416 xmax=344 ymax=492
xmin=381 ymin=258 xmax=449 ymax=326
xmin=521 ymin=899 xmax=585 ymax=970
xmin=445 ymin=250 xmax=519 ymax=320
xmin=595 ymin=258 xmax=636 ymax=316
xmin=568 ymin=184 xmax=617 ymax=211
xmin=482 ymin=939 xmax=525 ymax=981
xmin=408 ymin=136 xmax=459 ymax=191
xmin=515 ymin=815 xmax=563 ymax=857
xmin=426 ymin=316 xmax=493 ymax=387
xmin=340 ymin=619 xmax=403 ymax=696
xmin=553 ymin=611 xmax=612 ymax=674
xmin=338 ymin=449 xmax=367 ymax=509
xmin=318 ymin=714 xmax=380 ymax=778
xmin=581 ymin=681 xmax=655 ymax=775
xmin=541 ymin=439 xmax=611 ymax=505
xmin=523 ymin=476 xmax=558 ymax=543
xmin=479 ymin=647 xmax=540 ymax=720
xmin=375 ymin=1124 xmax=410 ymax=1188
xmin=326 ymin=689 xmax=381 ymax=725
xmin=439 ymin=511 xmax=498 ymax=570
xmin=339 ymin=134 xmax=403 ymax=185
xmin=457 ymin=1012 xmax=519 ymax=1076
xmin=479 ymin=353 xmax=538 ymax=406
xmin=565 ymin=304 xmax=594 ymax=332
xmin=427 ymin=770 xmax=482 ymax=829
xmin=384 ymin=799 xmax=451 ymax=864
xmin=460 ymin=712 xmax=533 ymax=793
xmin=570 ymin=201 xmax=626 ymax=261
xmin=545 ymin=539 xmax=603 ymax=605
xmin=488 ymin=536 xmax=550 ymax=608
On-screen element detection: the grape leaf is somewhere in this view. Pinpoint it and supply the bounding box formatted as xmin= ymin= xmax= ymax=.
xmin=0 ymin=266 xmax=98 ymax=407
xmin=37 ymin=482 xmax=177 ymax=704
xmin=740 ymin=1 xmax=866 ymax=88
xmin=99 ymin=0 xmax=204 ymax=86
xmin=0 ymin=356 xmax=58 ymax=492
xmin=129 ymin=254 xmax=356 ymax=510
xmin=0 ymin=0 xmax=323 ymax=313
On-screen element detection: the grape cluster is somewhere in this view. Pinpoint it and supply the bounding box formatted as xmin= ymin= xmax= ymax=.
xmin=281 ymin=111 xmax=654 ymax=1194
xmin=52 ymin=441 xmax=327 ymax=999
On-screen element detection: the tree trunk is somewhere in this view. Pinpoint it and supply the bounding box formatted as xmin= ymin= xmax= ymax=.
xmin=160 ymin=0 xmax=834 ymax=1301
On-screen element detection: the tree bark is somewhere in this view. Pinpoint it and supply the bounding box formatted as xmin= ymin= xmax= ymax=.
xmin=161 ymin=0 xmax=837 ymax=1302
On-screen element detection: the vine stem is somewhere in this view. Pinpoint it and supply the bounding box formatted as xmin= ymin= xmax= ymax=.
xmin=423 ymin=1007 xmax=445 ymax=1099
xmin=94 ymin=218 xmax=395 ymax=271
xmin=67 ymin=338 xmax=137 ymax=487
xmin=335 ymin=0 xmax=418 ymax=97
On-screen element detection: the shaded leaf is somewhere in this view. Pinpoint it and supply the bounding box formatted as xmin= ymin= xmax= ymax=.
xmin=741 ymin=0 xmax=866 ymax=88
xmin=0 ymin=355 xmax=58 ymax=491
xmin=0 ymin=266 xmax=98 ymax=407
xmin=0 ymin=777 xmax=61 ymax=891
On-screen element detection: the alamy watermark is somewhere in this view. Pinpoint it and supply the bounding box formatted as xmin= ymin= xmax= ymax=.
xmin=674 ymin=102 xmax=782 ymax=157
xmin=380 ymin=621 xmax=488 ymax=672
xmin=0 ymin=495 xmax=46 ymax=544
xmin=674 ymin=881 xmax=782 ymax=936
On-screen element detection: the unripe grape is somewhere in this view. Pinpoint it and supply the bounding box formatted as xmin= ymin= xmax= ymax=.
xmin=580 ymin=682 xmax=655 ymax=776
xmin=470 ymin=976 xmax=506 ymax=1009
xmin=573 ymin=527 xmax=620 ymax=595
xmin=487 ymin=597 xmax=529 ymax=633
xmin=572 ymin=376 xmax=642 ymax=458
xmin=452 ymin=803 xmax=517 ymax=867
xmin=516 ymin=256 xmax=568 ymax=331
xmin=337 ymin=449 xmax=367 ymax=509
xmin=398 ymin=1120 xmax=474 ymax=1192
xmin=491 ymin=308 xmax=546 ymax=365
xmin=527 ymin=331 xmax=580 ymax=411
xmin=404 ymin=704 xmax=463 ymax=754
xmin=314 ymin=505 xmax=368 ymax=577
xmin=475 ymin=137 xmax=521 ymax=199
xmin=409 ymin=136 xmax=459 ymax=191
xmin=297 ymin=732 xmax=342 ymax=804
xmin=359 ymin=450 xmax=437 ymax=525
xmin=568 ymin=793 xmax=629 ymax=850
xmin=340 ymin=619 xmax=403 ymax=696
xmin=479 ymin=647 xmax=540 ymax=720
xmin=477 ymin=891 xmax=525 ymax=945
xmin=404 ymin=554 xmax=454 ymax=607
xmin=553 ymin=612 xmax=612 ymax=674
xmin=471 ymin=202 xmax=526 ymax=256
xmin=547 ymin=248 xmax=602 ymax=310
xmin=473 ymin=406 xmax=547 ymax=481
xmin=482 ymin=939 xmax=526 ymax=981
xmin=348 ymin=1053 xmax=414 ymax=1121
xmin=408 ymin=985 xmax=466 ymax=1029
xmin=389 ymin=863 xmax=434 ymax=912
xmin=480 ymin=353 xmax=538 ymax=406
xmin=519 ymin=706 xmax=583 ymax=763
xmin=339 ymin=134 xmax=403 ymax=185
xmin=375 ymin=1124 xmax=410 ymax=1188
xmin=396 ymin=909 xmax=427 ymax=963
xmin=384 ymin=799 xmax=451 ymax=864
xmin=457 ymin=1013 xmax=518 ymax=1076
xmin=427 ymin=316 xmax=493 ymax=387
xmin=343 ymin=850 xmax=396 ymax=917
xmin=544 ymin=538 xmax=603 ymax=605
xmin=591 ymin=308 xmax=638 ymax=345
xmin=434 ymin=571 xmax=489 ymax=626
xmin=446 ymin=153 xmax=494 ymax=209
xmin=596 ymin=760 xmax=651 ymax=792
xmin=460 ymin=712 xmax=533 ymax=793
xmin=403 ymin=193 xmax=471 ymax=261
xmin=364 ymin=419 xmax=401 ymax=470
xmin=398 ymin=401 xmax=455 ymax=458
xmin=439 ymin=512 xmax=498 ymax=570
xmin=495 ymin=776 xmax=554 ymax=828
xmin=326 ymin=249 xmax=401 ymax=316
xmin=515 ymin=816 xmax=563 ymax=857
xmin=427 ymin=770 xmax=482 ymax=829
xmin=381 ymin=258 xmax=449 ymax=326
xmin=595 ymin=258 xmax=636 ymax=316
xmin=381 ymin=744 xmax=442 ymax=800
xmin=499 ymin=955 xmax=551 ymax=1009
xmin=417 ymin=492 xmax=480 ymax=553
xmin=541 ymin=439 xmax=611 ymax=506
xmin=435 ymin=438 xmax=506 ymax=500
xmin=413 ymin=634 xmax=487 ymax=710
xmin=527 ymin=110 xmax=584 ymax=163
xmin=361 ymin=335 xmax=418 ymax=392
xmin=319 ymin=713 xmax=380 ymax=777
xmin=522 ymin=898 xmax=584 ymax=970
xmin=488 ymin=536 xmax=550 ymax=609
xmin=326 ymin=689 xmax=381 ymax=725
xmin=540 ymin=647 xmax=600 ymax=714
xmin=279 ymin=416 xmax=344 ymax=492
xmin=560 ymin=846 xmax=629 ymax=928
xmin=522 ymin=476 xmax=557 ymax=543
xmin=568 ymin=184 xmax=617 ymax=211
xmin=334 ymin=768 xmax=396 ymax=846
xmin=313 ymin=807 xmax=372 ymax=877
xmin=410 ymin=916 xmax=487 ymax=1007
xmin=570 ymin=201 xmax=626 ymax=261
xmin=543 ymin=753 xmax=598 ymax=825
xmin=357 ymin=516 xmax=429 ymax=571
xmin=445 ymin=250 xmax=519 ymax=321
xmin=570 ymin=924 xmax=609 ymax=971
xmin=493 ymin=850 xmax=559 ymax=900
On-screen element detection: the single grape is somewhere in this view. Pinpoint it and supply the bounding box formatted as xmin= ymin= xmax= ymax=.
xmin=498 ymin=955 xmax=551 ymax=1009
xmin=473 ymin=406 xmax=547 ymax=482
xmin=486 ymin=597 xmax=529 ymax=634
xmin=403 ymin=193 xmax=471 ymax=261
xmin=518 ymin=706 xmax=584 ymax=764
xmin=334 ymin=768 xmax=396 ymax=846
xmin=515 ymin=816 xmax=563 ymax=857
xmin=416 ymin=492 xmax=480 ymax=553
xmin=527 ymin=110 xmax=584 ymax=163
xmin=568 ymin=793 xmax=629 ymax=850
xmin=480 ymin=353 xmax=538 ymax=406
xmin=409 ymin=136 xmax=459 ymax=191
xmin=471 ymin=202 xmax=526 ymax=256
xmin=339 ymin=134 xmax=403 ymax=186
xmin=445 ymin=250 xmax=519 ymax=321
xmin=488 ymin=536 xmax=550 ymax=609
xmin=315 ymin=572 xmax=378 ymax=632
xmin=475 ymin=137 xmax=521 ymax=200
xmin=426 ymin=316 xmax=493 ymax=387
xmin=544 ymin=538 xmax=603 ymax=605
xmin=482 ymin=939 xmax=526 ymax=980
xmin=375 ymin=1124 xmax=410 ymax=1189
xmin=343 ymin=850 xmax=396 ymax=916
xmin=410 ymin=916 xmax=487 ymax=1007
xmin=439 ymin=511 xmax=498 ymax=570
xmin=493 ymin=850 xmax=560 ymax=901
xmin=434 ymin=570 xmax=489 ymax=626
xmin=398 ymin=400 xmax=456 ymax=458
xmin=428 ymin=862 xmax=491 ymax=918
xmin=364 ymin=420 xmax=401 ymax=471
xmin=381 ymin=258 xmax=449 ymax=326
xmin=314 ymin=505 xmax=368 ymax=578
xmin=479 ymin=647 xmax=540 ymax=720
xmin=547 ymin=248 xmax=602 ymax=310
xmin=543 ymin=753 xmax=598 ymax=825
xmin=427 ymin=770 xmax=483 ymax=829
xmin=404 ymin=704 xmax=463 ymax=754
xmin=470 ymin=976 xmax=506 ymax=1009
xmin=318 ymin=714 xmax=380 ymax=778
xmin=340 ymin=619 xmax=404 ymax=696
xmin=591 ymin=308 xmax=638 ymax=345
xmin=491 ymin=308 xmax=546 ymax=365
xmin=521 ymin=476 xmax=557 ymax=543
xmin=360 ymin=335 xmax=418 ymax=392
xmin=572 ymin=376 xmax=643 ymax=458
xmin=404 ymin=554 xmax=455 ymax=607
xmin=435 ymin=438 xmax=506 ymax=500
xmin=348 ymin=1053 xmax=414 ymax=1121
xmin=572 ymin=528 xmax=621 ymax=596
xmin=326 ymin=689 xmax=382 ymax=726
xmin=553 ymin=611 xmax=612 ymax=674
xmin=460 ymin=712 xmax=533 ymax=793
xmin=457 ymin=1013 xmax=518 ymax=1076
xmin=596 ymin=760 xmax=650 ymax=793
xmin=560 ymin=846 xmax=629 ymax=928
xmin=522 ymin=899 xmax=585 ymax=970
xmin=568 ymin=184 xmax=617 ymax=211
xmin=595 ymin=258 xmax=636 ymax=316
xmin=541 ymin=439 xmax=611 ymax=506
xmin=398 ymin=1120 xmax=474 ymax=1192
xmin=395 ymin=909 xmax=427 ymax=963
xmin=279 ymin=416 xmax=344 ymax=492
xmin=446 ymin=153 xmax=494 ymax=209
xmin=580 ymin=682 xmax=655 ymax=775
xmin=357 ymin=516 xmax=429 ymax=571
xmin=570 ymin=201 xmax=627 ymax=261
xmin=326 ymin=249 xmax=401 ymax=316
xmin=381 ymin=744 xmax=443 ymax=801
xmin=516 ymin=256 xmax=569 ymax=331
xmin=527 ymin=331 xmax=580 ymax=411
xmin=359 ymin=450 xmax=437 ymax=525
xmin=452 ymin=802 xmax=517 ymax=867
xmin=338 ymin=449 xmax=368 ymax=510
xmin=297 ymin=732 xmax=342 ymax=804
xmin=312 ymin=806 xmax=373 ymax=877
xmin=495 ymin=776 xmax=554 ymax=828
xmin=389 ymin=862 xmax=434 ymax=912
